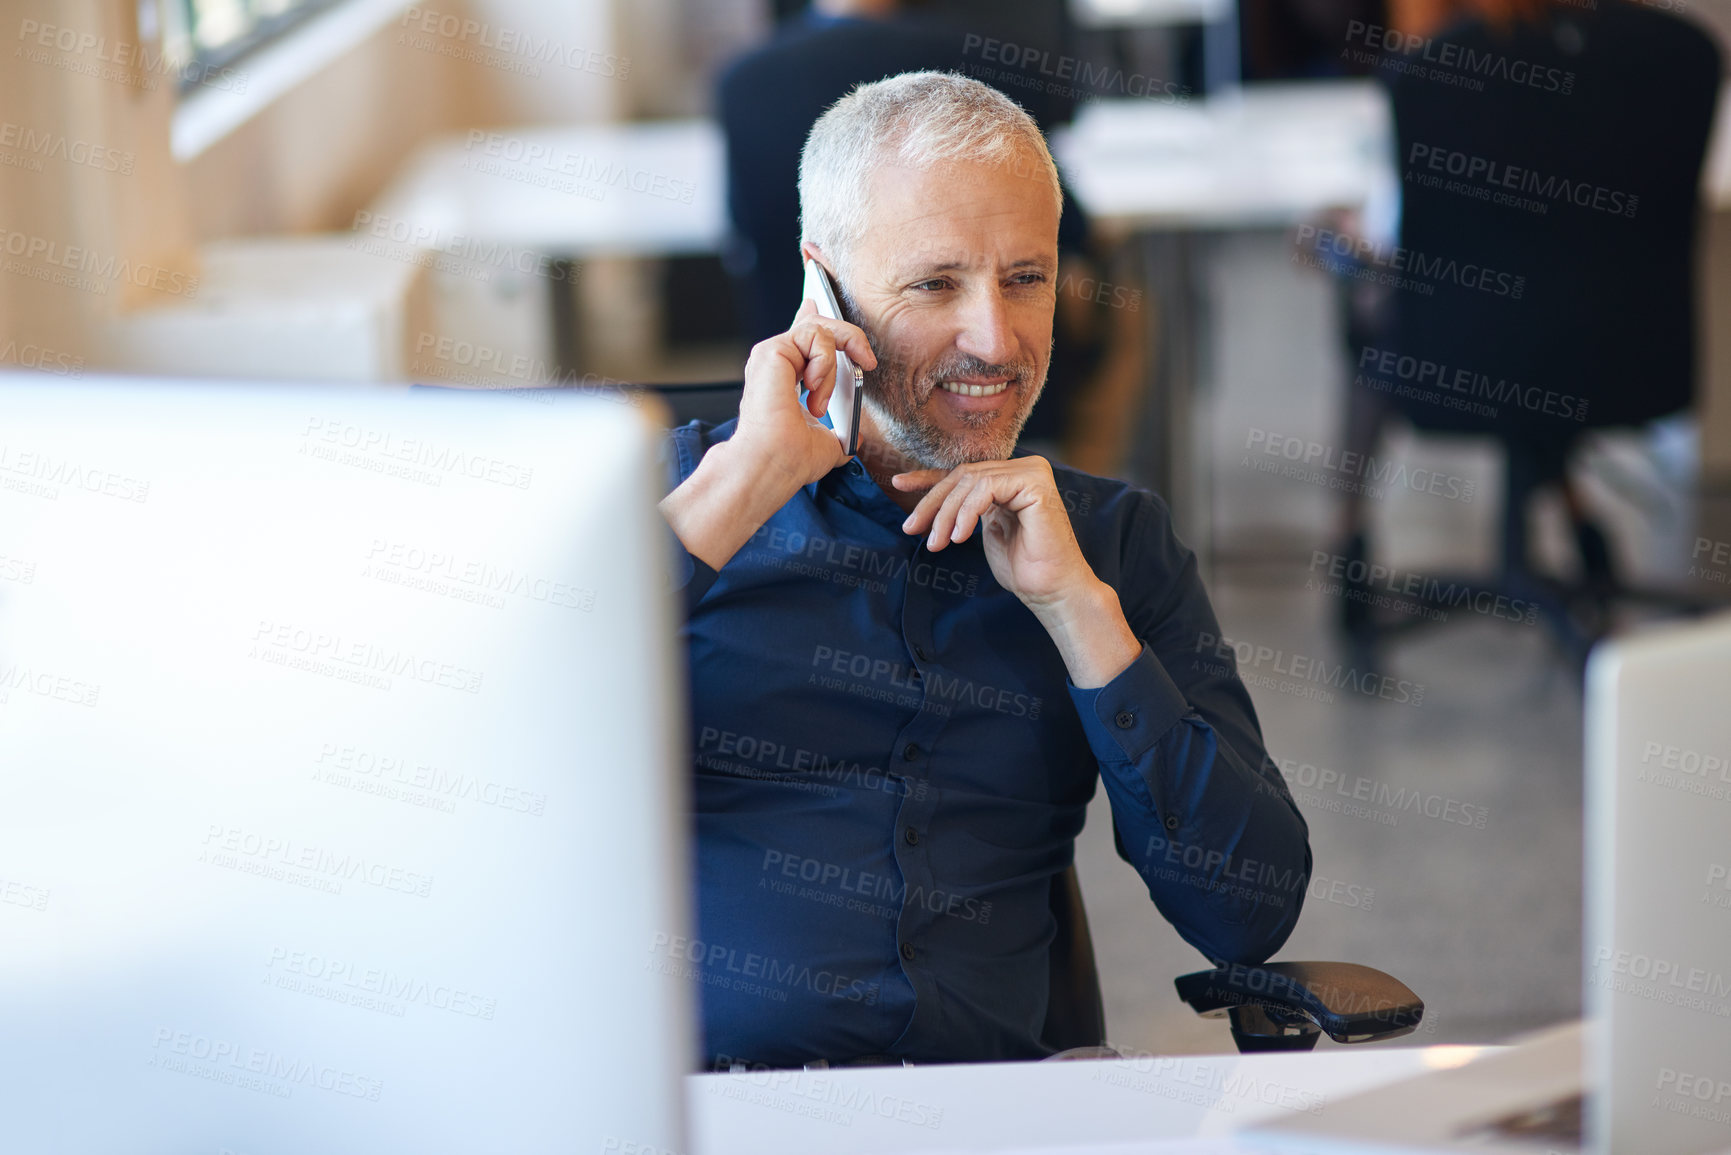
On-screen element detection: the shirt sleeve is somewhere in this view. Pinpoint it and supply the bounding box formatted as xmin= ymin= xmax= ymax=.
xmin=1067 ymin=495 xmax=1312 ymax=968
xmin=659 ymin=421 xmax=722 ymax=614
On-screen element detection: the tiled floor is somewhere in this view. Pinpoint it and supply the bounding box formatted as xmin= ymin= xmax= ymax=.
xmin=1069 ymin=230 xmax=1703 ymax=1056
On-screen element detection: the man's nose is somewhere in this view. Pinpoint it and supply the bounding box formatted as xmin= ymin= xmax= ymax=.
xmin=953 ymin=287 xmax=1019 ymax=367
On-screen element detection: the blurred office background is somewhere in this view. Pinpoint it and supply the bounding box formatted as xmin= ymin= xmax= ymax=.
xmin=5 ymin=0 xmax=1731 ymax=1055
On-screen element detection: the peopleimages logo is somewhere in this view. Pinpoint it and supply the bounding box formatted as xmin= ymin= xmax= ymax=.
xmin=760 ymin=849 xmax=993 ymax=925
xmin=1405 ymin=142 xmax=1638 ymax=219
xmin=0 ymin=338 xmax=82 ymax=376
xmin=1654 ymin=1067 xmax=1731 ymax=1127
xmin=1293 ymin=224 xmax=1525 ymax=299
xmin=1356 ymin=344 xmax=1587 ymax=425
xmin=1341 ymin=20 xmax=1575 ymax=94
xmin=1243 ymin=427 xmax=1477 ymax=504
xmin=462 ymin=131 xmax=696 ymax=205
xmin=1195 ymin=631 xmax=1426 ymax=707
xmin=961 ymin=33 xmax=1189 ymax=105
xmin=16 ymin=19 xmax=248 ymax=94
xmin=746 ymin=524 xmax=980 ymax=597
xmin=809 ymin=644 xmax=1043 ymax=719
xmin=0 ymin=227 xmax=198 ymax=299
xmin=149 ymin=1028 xmax=381 ymax=1101
xmin=0 ymin=120 xmax=134 ymax=175
xmin=1307 ymin=548 xmax=1539 ymax=627
xmin=397 ymin=7 xmax=630 ymax=79
xmin=647 ymin=932 xmax=881 ymax=1006
xmin=1274 ymin=753 xmax=1490 ymax=830
xmin=1704 ymin=863 xmax=1730 ymax=911
xmin=1691 ymin=537 xmax=1730 ymax=586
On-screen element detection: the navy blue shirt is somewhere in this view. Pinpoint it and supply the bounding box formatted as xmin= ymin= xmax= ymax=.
xmin=666 ymin=421 xmax=1310 ymax=1067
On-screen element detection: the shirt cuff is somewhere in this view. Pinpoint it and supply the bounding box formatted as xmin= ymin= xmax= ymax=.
xmin=1067 ymin=642 xmax=1191 ymax=765
xmin=666 ymin=528 xmax=720 ymax=612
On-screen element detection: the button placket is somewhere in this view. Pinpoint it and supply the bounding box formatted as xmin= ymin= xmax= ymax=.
xmin=890 ymin=539 xmax=946 ymax=1036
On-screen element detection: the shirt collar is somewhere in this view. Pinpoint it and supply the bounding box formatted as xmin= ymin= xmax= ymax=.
xmin=812 ymin=457 xmax=908 ymax=530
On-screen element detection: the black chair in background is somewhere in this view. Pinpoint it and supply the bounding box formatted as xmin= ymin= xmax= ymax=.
xmin=1336 ymin=1 xmax=1724 ymax=666
xmin=647 ymin=380 xmax=1423 ymax=1056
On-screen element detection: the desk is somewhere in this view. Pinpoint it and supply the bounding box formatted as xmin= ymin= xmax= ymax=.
xmin=368 ymin=120 xmax=726 ymax=256
xmin=686 ymin=1044 xmax=1486 ymax=1154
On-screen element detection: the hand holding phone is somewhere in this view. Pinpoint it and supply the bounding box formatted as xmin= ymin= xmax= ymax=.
xmin=802 ymin=260 xmax=864 ymax=457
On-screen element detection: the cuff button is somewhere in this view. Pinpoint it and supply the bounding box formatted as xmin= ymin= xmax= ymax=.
xmin=1164 ymin=815 xmax=1180 ymax=830
xmin=1114 ymin=710 xmax=1135 ymax=729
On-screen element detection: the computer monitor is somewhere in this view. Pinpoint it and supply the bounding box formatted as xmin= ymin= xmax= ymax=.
xmin=1247 ymin=611 xmax=1731 ymax=1155
xmin=1585 ymin=612 xmax=1731 ymax=1155
xmin=0 ymin=375 xmax=694 ymax=1154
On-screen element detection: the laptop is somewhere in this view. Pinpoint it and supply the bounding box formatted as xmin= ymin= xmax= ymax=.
xmin=1249 ymin=613 xmax=1731 ymax=1155
xmin=0 ymin=375 xmax=695 ymax=1154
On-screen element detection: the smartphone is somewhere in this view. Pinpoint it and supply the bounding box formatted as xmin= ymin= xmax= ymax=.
xmin=802 ymin=259 xmax=864 ymax=458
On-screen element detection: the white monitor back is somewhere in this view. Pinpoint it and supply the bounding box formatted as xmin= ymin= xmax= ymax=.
xmin=0 ymin=376 xmax=693 ymax=1155
xmin=1586 ymin=613 xmax=1731 ymax=1155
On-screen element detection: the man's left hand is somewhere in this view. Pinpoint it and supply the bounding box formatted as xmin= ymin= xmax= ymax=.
xmin=894 ymin=457 xmax=1088 ymax=609
xmin=894 ymin=458 xmax=1140 ymax=687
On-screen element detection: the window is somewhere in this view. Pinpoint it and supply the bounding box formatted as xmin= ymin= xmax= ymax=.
xmin=158 ymin=0 xmax=343 ymax=90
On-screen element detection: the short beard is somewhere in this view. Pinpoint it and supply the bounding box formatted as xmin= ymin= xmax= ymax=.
xmin=835 ymin=282 xmax=1045 ymax=472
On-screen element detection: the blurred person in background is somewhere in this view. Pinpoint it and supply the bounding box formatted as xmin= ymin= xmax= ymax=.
xmin=716 ymin=0 xmax=1115 ymax=459
xmin=664 ymin=72 xmax=1310 ymax=1068
xmin=1307 ymin=0 xmax=1720 ymax=657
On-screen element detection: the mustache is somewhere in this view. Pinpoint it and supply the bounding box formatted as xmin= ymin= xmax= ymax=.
xmin=903 ymin=355 xmax=1037 ymax=395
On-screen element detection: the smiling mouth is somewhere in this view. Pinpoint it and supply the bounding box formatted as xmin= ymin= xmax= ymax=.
xmin=938 ymin=380 xmax=1010 ymax=398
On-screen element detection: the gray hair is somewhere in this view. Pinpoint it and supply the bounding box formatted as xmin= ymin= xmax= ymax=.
xmin=798 ymin=71 xmax=1062 ymax=288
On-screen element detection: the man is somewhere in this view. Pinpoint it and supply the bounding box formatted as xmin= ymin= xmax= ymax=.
xmin=715 ymin=0 xmax=1101 ymax=453
xmin=663 ymin=72 xmax=1309 ymax=1068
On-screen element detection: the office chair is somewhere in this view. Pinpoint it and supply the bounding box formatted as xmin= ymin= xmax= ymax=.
xmin=644 ymin=380 xmax=1425 ymax=1056
xmin=1339 ymin=1 xmax=1724 ymax=666
xmin=1042 ymin=859 xmax=1423 ymax=1055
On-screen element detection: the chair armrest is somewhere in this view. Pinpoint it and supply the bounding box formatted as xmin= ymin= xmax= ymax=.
xmin=1174 ymin=961 xmax=1424 ymax=1045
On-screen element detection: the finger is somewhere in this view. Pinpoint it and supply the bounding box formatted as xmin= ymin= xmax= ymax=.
xmin=932 ymin=471 xmax=1008 ymax=549
xmin=950 ymin=482 xmax=1002 ymax=544
xmin=923 ymin=476 xmax=977 ymax=552
xmin=926 ymin=473 xmax=993 ymax=551
xmin=901 ymin=468 xmax=970 ymax=536
xmin=791 ymin=315 xmax=877 ymax=373
xmin=799 ymin=326 xmax=838 ymax=418
xmin=891 ymin=469 xmax=947 ymax=492
xmin=740 ymin=338 xmax=802 ymax=417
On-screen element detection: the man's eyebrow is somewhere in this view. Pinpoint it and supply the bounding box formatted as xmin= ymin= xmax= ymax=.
xmin=896 ymin=256 xmax=1056 ymax=278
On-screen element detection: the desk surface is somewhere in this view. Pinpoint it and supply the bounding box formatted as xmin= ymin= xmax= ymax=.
xmin=685 ymin=1044 xmax=1488 ymax=1154
xmin=1051 ymin=84 xmax=1398 ymax=231
xmin=367 ymin=120 xmax=728 ymax=257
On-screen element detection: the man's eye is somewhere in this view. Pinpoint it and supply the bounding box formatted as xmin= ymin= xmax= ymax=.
xmin=1010 ymin=273 xmax=1048 ymax=287
xmin=912 ymin=279 xmax=950 ymax=293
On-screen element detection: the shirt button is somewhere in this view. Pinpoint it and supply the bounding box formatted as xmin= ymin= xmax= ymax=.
xmin=900 ymin=942 xmax=916 ymax=962
xmin=849 ymin=461 xmax=863 ymax=476
xmin=1115 ymin=710 xmax=1136 ymax=729
xmin=903 ymin=743 xmax=920 ymax=761
xmin=904 ymin=827 xmax=919 ymax=846
xmin=1165 ymin=815 xmax=1180 ymax=830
